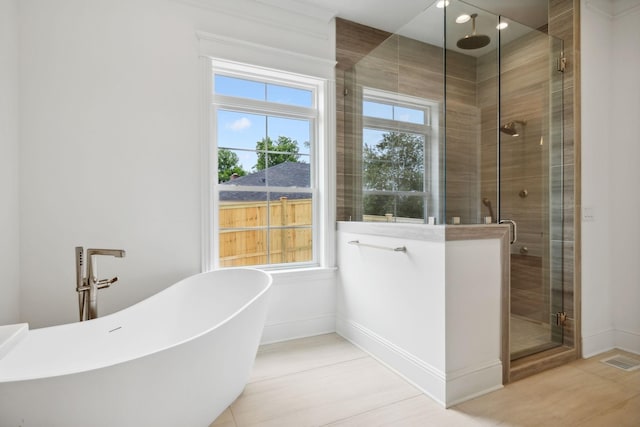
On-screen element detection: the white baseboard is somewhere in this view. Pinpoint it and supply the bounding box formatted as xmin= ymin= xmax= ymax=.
xmin=336 ymin=316 xmax=502 ymax=407
xmin=445 ymin=362 xmax=503 ymax=407
xmin=582 ymin=329 xmax=616 ymax=358
xmin=260 ymin=314 xmax=335 ymax=344
xmin=614 ymin=329 xmax=640 ymax=355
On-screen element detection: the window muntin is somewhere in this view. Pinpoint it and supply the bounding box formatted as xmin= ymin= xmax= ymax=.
xmin=362 ymin=89 xmax=432 ymax=222
xmin=212 ymin=63 xmax=320 ymax=269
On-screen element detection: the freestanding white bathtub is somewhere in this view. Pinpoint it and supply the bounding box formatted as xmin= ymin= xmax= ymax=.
xmin=0 ymin=268 xmax=272 ymax=427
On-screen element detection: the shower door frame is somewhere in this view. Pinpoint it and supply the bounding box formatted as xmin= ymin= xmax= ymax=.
xmin=497 ymin=16 xmax=567 ymax=365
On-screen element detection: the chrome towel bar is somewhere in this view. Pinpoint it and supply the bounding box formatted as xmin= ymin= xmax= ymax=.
xmin=347 ymin=240 xmax=407 ymax=253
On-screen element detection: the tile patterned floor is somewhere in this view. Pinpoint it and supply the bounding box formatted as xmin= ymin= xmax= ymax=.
xmin=510 ymin=315 xmax=551 ymax=355
xmin=211 ymin=334 xmax=640 ymax=427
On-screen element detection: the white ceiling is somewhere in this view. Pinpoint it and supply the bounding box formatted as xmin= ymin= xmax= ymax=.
xmin=268 ymin=0 xmax=549 ymax=34
xmin=256 ymin=0 xmax=549 ymax=56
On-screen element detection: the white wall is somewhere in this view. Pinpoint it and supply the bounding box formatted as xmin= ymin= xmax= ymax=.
xmin=336 ymin=225 xmax=448 ymax=403
xmin=580 ymin=0 xmax=615 ymax=356
xmin=609 ymin=1 xmax=640 ymax=354
xmin=581 ymin=0 xmax=640 ymax=356
xmin=445 ymin=239 xmax=502 ymax=404
xmin=15 ymin=0 xmax=337 ymax=330
xmin=336 ymin=223 xmax=503 ymax=407
xmin=262 ymin=269 xmax=337 ymax=344
xmin=0 ymin=0 xmax=20 ymax=324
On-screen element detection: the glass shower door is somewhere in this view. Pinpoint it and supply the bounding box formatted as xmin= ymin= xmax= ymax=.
xmin=498 ymin=17 xmax=565 ymax=360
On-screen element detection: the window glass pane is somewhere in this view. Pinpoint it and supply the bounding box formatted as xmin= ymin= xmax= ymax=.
xmin=214 ymin=75 xmax=265 ymax=101
xmin=271 ymin=193 xmax=312 ymax=226
xmin=270 ymin=226 xmax=313 ymax=264
xmin=218 ymin=191 xmax=268 ymax=266
xmin=363 ymin=194 xmax=425 ymax=222
xmin=363 ymin=101 xmax=393 ymax=120
xmin=267 ymin=84 xmax=313 ymax=107
xmin=267 ymin=116 xmax=311 ymax=156
xmin=363 ymin=128 xmax=386 ymax=148
xmin=217 ymin=148 xmax=253 ymax=183
xmin=362 ymin=193 xmax=395 ymax=218
xmin=393 ymin=133 xmax=425 ymax=191
xmin=363 ymin=159 xmax=394 ymax=191
xmin=218 ymin=191 xmax=313 ymax=266
xmin=363 ymin=130 xmax=425 ymax=191
xmin=395 ymin=195 xmax=425 ymax=221
xmin=220 ymin=159 xmax=310 ymax=189
xmin=219 ymin=227 xmax=268 ymax=267
xmin=264 ymin=158 xmax=310 ymax=188
xmin=270 ymin=191 xmax=313 ymax=264
xmin=394 ymin=106 xmax=425 ymax=125
xmin=217 ymin=110 xmax=266 ymax=154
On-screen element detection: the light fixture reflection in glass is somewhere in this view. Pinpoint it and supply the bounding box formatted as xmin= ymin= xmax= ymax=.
xmin=456 ymin=14 xmax=471 ymax=24
xmin=497 ymin=22 xmax=509 ymax=30
xmin=436 ymin=0 xmax=450 ymax=8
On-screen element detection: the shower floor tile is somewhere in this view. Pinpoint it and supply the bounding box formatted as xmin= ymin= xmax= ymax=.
xmin=510 ymin=315 xmax=552 ymax=356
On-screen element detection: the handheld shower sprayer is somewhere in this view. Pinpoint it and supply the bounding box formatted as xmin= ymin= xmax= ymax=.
xmin=482 ymin=198 xmax=495 ymax=223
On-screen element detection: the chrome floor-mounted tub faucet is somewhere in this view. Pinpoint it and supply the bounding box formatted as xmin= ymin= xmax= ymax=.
xmin=75 ymin=247 xmax=126 ymax=321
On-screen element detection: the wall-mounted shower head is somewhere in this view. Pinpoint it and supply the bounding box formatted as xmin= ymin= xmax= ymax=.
xmin=457 ymin=13 xmax=491 ymax=50
xmin=500 ymin=120 xmax=527 ymax=137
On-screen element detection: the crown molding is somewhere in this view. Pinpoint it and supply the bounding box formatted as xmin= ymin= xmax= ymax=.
xmin=171 ymin=0 xmax=334 ymax=41
xmin=197 ymin=31 xmax=336 ymax=79
xmin=254 ymin=0 xmax=336 ymax=23
xmin=586 ymin=0 xmax=640 ymax=19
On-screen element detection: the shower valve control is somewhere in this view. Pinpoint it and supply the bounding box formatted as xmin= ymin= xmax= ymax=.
xmin=519 ymin=189 xmax=529 ymax=198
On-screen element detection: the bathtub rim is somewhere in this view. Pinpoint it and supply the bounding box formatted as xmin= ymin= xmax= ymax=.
xmin=0 ymin=267 xmax=272 ymax=383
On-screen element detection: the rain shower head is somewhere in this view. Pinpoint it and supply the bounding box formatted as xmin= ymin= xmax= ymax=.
xmin=457 ymin=13 xmax=491 ymax=50
xmin=500 ymin=120 xmax=527 ymax=137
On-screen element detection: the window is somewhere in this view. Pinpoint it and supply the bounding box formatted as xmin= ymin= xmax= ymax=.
xmin=361 ymin=88 xmax=436 ymax=223
xmin=209 ymin=60 xmax=325 ymax=269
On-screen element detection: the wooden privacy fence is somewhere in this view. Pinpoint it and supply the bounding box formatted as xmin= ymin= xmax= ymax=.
xmin=218 ymin=197 xmax=313 ymax=267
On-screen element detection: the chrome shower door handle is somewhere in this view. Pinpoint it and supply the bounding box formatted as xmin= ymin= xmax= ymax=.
xmin=499 ymin=219 xmax=518 ymax=244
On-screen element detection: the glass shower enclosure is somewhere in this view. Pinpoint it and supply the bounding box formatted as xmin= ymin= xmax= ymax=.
xmin=341 ymin=0 xmax=572 ymax=370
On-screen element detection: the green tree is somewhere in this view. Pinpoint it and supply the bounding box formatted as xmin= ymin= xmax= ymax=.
xmin=255 ymin=136 xmax=301 ymax=171
xmin=363 ymin=132 xmax=425 ymax=218
xmin=218 ymin=148 xmax=247 ymax=182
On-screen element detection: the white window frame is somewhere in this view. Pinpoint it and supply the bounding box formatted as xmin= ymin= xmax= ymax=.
xmin=201 ymin=58 xmax=334 ymax=272
xmin=360 ymin=88 xmax=440 ymax=222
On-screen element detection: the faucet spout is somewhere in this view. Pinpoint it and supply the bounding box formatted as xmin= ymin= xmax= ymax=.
xmin=87 ymin=248 xmax=126 ymax=258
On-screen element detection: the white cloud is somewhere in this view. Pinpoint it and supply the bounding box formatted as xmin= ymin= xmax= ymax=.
xmin=228 ymin=117 xmax=251 ymax=131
